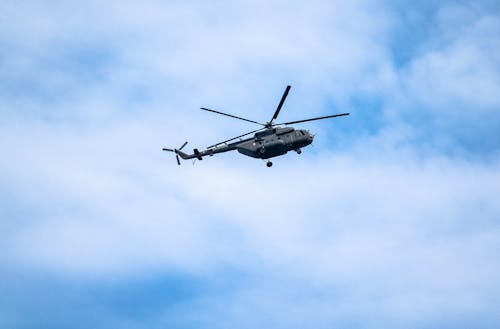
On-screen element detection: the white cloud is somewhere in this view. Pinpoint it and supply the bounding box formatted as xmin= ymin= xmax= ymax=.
xmin=3 ymin=116 xmax=499 ymax=294
xmin=3 ymin=118 xmax=499 ymax=324
xmin=403 ymin=12 xmax=500 ymax=112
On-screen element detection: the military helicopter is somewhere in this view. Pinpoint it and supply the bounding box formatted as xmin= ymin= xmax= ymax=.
xmin=163 ymin=85 xmax=349 ymax=167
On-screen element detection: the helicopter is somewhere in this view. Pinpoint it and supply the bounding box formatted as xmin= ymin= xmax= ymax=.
xmin=162 ymin=85 xmax=349 ymax=167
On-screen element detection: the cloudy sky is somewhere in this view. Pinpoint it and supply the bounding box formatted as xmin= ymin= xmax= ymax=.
xmin=1 ymin=0 xmax=499 ymax=328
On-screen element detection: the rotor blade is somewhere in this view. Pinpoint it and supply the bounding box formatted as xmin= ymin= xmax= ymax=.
xmin=201 ymin=107 xmax=264 ymax=126
xmin=162 ymin=148 xmax=174 ymax=152
xmin=271 ymin=85 xmax=291 ymax=122
xmin=207 ymin=127 xmax=266 ymax=149
xmin=179 ymin=141 xmax=188 ymax=151
xmin=176 ymin=155 xmax=181 ymax=165
xmin=277 ymin=113 xmax=349 ymax=125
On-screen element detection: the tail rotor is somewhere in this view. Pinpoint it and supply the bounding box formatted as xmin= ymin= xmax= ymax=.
xmin=162 ymin=141 xmax=188 ymax=166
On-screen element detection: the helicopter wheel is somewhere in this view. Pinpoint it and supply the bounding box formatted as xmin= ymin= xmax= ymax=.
xmin=266 ymin=161 xmax=273 ymax=167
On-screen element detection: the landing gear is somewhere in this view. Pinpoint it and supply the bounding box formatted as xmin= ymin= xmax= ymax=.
xmin=295 ymin=148 xmax=302 ymax=154
xmin=266 ymin=161 xmax=273 ymax=167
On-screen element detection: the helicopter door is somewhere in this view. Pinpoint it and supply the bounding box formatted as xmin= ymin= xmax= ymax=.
xmin=287 ymin=132 xmax=294 ymax=146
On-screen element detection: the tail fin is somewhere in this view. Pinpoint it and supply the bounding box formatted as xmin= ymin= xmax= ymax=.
xmin=193 ymin=149 xmax=203 ymax=160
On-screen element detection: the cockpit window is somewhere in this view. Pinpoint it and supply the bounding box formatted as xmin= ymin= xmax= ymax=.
xmin=300 ymin=131 xmax=305 ymax=136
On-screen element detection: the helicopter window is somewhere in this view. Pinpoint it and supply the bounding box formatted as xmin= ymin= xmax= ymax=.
xmin=300 ymin=131 xmax=305 ymax=136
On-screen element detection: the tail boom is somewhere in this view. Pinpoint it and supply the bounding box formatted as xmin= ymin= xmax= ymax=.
xmin=163 ymin=143 xmax=237 ymax=164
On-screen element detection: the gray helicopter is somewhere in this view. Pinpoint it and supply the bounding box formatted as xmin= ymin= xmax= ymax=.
xmin=163 ymin=85 xmax=349 ymax=167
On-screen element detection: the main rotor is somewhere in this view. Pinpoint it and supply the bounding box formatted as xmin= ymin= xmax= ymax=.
xmin=200 ymin=85 xmax=349 ymax=148
xmin=265 ymin=84 xmax=291 ymax=128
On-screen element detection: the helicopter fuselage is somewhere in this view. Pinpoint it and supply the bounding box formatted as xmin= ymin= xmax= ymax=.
xmin=234 ymin=127 xmax=313 ymax=159
xmin=175 ymin=127 xmax=313 ymax=161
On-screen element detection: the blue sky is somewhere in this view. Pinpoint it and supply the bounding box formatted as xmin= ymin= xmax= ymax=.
xmin=1 ymin=1 xmax=500 ymax=328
